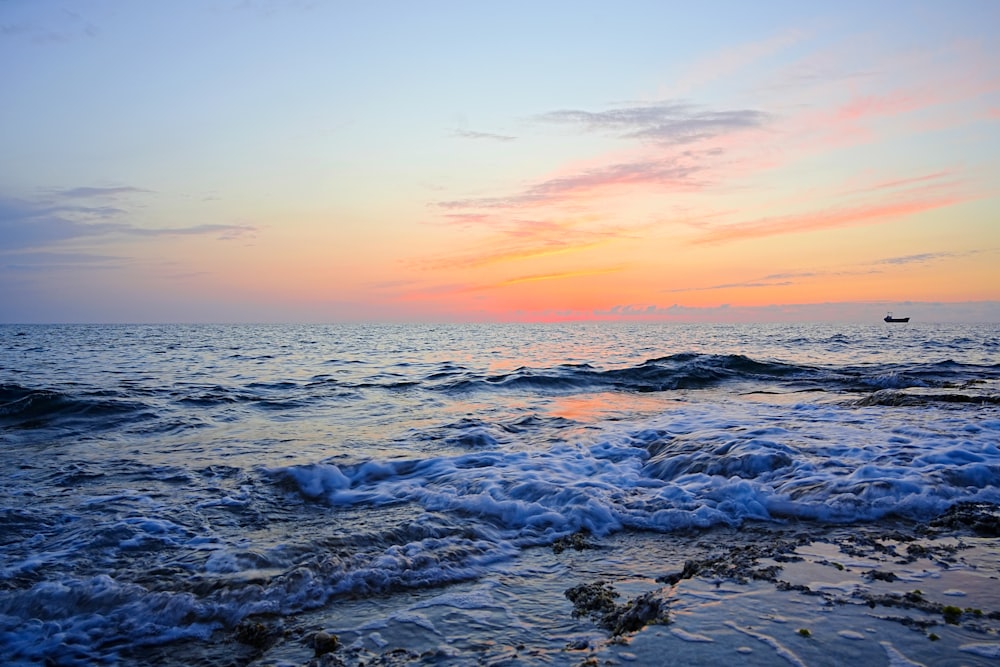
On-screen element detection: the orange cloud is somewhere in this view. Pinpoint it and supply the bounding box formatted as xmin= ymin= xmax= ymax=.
xmin=490 ymin=266 xmax=623 ymax=288
xmin=391 ymin=266 xmax=623 ymax=308
xmin=414 ymin=230 xmax=613 ymax=272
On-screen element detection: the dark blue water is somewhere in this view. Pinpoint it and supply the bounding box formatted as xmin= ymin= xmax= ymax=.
xmin=1 ymin=323 xmax=998 ymax=665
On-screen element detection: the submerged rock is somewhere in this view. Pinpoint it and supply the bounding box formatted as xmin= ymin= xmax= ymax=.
xmin=234 ymin=619 xmax=276 ymax=649
xmin=565 ymin=581 xmax=619 ymax=619
xmin=553 ymin=529 xmax=595 ymax=554
xmin=930 ymin=502 xmax=1000 ymax=537
xmin=604 ymin=590 xmax=670 ymax=635
xmin=565 ymin=580 xmax=669 ymax=635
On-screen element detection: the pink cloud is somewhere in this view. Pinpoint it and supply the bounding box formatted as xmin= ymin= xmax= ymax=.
xmin=671 ymin=28 xmax=807 ymax=96
xmin=852 ymin=170 xmax=955 ymax=193
xmin=693 ymin=195 xmax=966 ymax=245
xmin=412 ymin=29 xmax=998 ymax=296
xmin=437 ymin=154 xmax=709 ymax=210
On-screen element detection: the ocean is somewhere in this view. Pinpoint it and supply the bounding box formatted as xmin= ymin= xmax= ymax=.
xmin=1 ymin=322 xmax=999 ymax=666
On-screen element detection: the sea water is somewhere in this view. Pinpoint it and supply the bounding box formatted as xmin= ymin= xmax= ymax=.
xmin=0 ymin=323 xmax=998 ymax=665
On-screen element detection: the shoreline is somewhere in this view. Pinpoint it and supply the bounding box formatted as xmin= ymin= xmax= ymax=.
xmin=569 ymin=503 xmax=1000 ymax=666
xmin=151 ymin=503 xmax=1000 ymax=667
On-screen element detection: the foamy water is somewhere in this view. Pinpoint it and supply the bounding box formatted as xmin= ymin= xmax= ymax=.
xmin=1 ymin=323 xmax=998 ymax=664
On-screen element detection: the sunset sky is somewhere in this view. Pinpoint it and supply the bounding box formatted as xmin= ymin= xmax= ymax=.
xmin=2 ymin=1 xmax=998 ymax=323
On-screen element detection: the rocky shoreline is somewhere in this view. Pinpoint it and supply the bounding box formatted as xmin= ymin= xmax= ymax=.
xmin=564 ymin=502 xmax=1000 ymax=641
xmin=160 ymin=502 xmax=1000 ymax=666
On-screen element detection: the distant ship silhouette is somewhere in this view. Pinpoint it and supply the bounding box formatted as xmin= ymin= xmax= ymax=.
xmin=883 ymin=312 xmax=910 ymax=323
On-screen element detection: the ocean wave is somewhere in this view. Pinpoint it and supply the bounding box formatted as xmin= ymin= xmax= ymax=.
xmin=0 ymin=383 xmax=153 ymax=430
xmin=266 ymin=402 xmax=1000 ymax=542
xmin=854 ymin=389 xmax=1000 ymax=407
xmin=435 ymin=354 xmax=811 ymax=394
xmin=428 ymin=354 xmax=1000 ymax=397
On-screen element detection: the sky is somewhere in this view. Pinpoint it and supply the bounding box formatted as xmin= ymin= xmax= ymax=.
xmin=1 ymin=0 xmax=999 ymax=323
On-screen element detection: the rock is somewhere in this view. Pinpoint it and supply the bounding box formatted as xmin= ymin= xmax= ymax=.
xmin=565 ymin=581 xmax=619 ymax=618
xmin=553 ymin=530 xmax=594 ymax=554
xmin=234 ymin=620 xmax=273 ymax=649
xmin=603 ymin=590 xmax=669 ymax=635
xmin=658 ymin=559 xmax=701 ymax=585
xmin=930 ymin=502 xmax=1000 ymax=537
xmin=313 ymin=630 xmax=340 ymax=656
xmin=565 ymin=581 xmax=669 ymax=636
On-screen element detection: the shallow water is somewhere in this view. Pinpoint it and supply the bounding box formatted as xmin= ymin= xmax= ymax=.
xmin=1 ymin=322 xmax=998 ymax=665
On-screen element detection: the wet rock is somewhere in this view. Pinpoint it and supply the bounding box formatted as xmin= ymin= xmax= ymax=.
xmin=930 ymin=502 xmax=1000 ymax=537
xmin=553 ymin=530 xmax=595 ymax=554
xmin=603 ymin=590 xmax=670 ymax=635
xmin=942 ymin=605 xmax=964 ymax=625
xmin=565 ymin=581 xmax=669 ymax=636
xmin=313 ymin=630 xmax=340 ymax=656
xmin=656 ymin=538 xmax=799 ymax=586
xmin=775 ymin=581 xmax=813 ymax=593
xmin=863 ymin=569 xmax=899 ymax=582
xmin=565 ymin=581 xmax=619 ymax=619
xmin=657 ymin=559 xmax=701 ymax=585
xmin=234 ymin=619 xmax=276 ymax=649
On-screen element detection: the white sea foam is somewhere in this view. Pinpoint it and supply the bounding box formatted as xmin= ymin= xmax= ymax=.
xmin=960 ymin=643 xmax=1000 ymax=658
xmin=724 ymin=620 xmax=807 ymax=667
xmin=269 ymin=401 xmax=1000 ymax=540
xmin=670 ymin=626 xmax=714 ymax=642
xmin=881 ymin=641 xmax=927 ymax=667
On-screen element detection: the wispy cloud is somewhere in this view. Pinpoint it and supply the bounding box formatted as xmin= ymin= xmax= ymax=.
xmin=588 ymin=301 xmax=1000 ymax=323
xmin=665 ymin=249 xmax=990 ymax=295
xmin=0 ymin=8 xmax=99 ymax=44
xmin=874 ymin=249 xmax=987 ymax=266
xmin=439 ymin=155 xmax=707 ymax=210
xmin=123 ymin=223 xmax=256 ymax=240
xmin=435 ymin=102 xmax=770 ymax=219
xmin=0 ymin=251 xmax=125 ymax=272
xmin=424 ymin=103 xmax=767 ymax=277
xmin=0 ymin=189 xmax=256 ymax=253
xmin=671 ymin=28 xmax=808 ymax=95
xmin=491 ymin=267 xmax=623 ymax=287
xmin=663 ymin=279 xmax=796 ymax=293
xmin=535 ymin=102 xmax=770 ymax=145
xmin=691 ymin=196 xmax=964 ymax=245
xmin=843 ymin=171 xmax=955 ymax=195
xmin=49 ymin=186 xmax=151 ymax=199
xmin=418 ymin=234 xmax=609 ymax=271
xmin=394 ymin=267 xmax=623 ymax=304
xmin=453 ymin=129 xmax=516 ymax=142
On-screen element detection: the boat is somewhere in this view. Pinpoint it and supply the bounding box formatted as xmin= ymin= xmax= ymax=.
xmin=883 ymin=312 xmax=910 ymax=323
